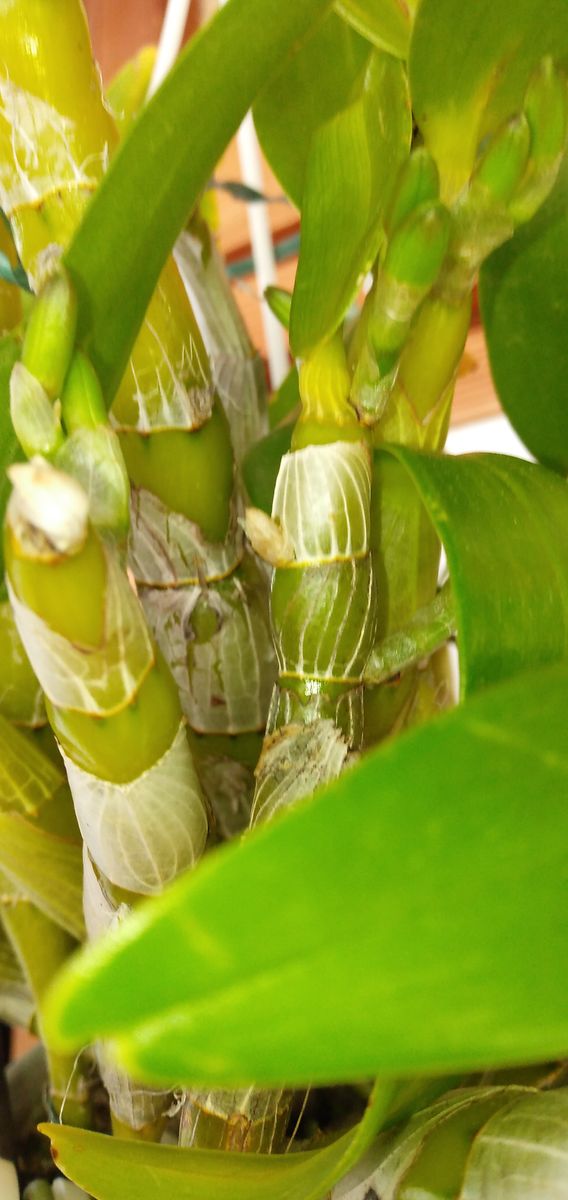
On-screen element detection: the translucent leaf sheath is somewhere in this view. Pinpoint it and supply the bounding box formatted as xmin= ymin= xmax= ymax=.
xmin=174 ymin=221 xmax=269 ymax=464
xmin=4 ymin=461 xmax=207 ymax=1130
xmin=334 ymin=1086 xmax=568 ymax=1199
xmin=252 ymin=439 xmax=375 ymax=825
xmin=180 ymin=437 xmax=377 ymax=1150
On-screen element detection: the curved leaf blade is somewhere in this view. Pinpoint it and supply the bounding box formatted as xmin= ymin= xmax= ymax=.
xmin=0 ymin=813 xmax=84 ymax=941
xmin=480 ymin=158 xmax=568 ymax=474
xmin=335 ymin=0 xmax=411 ymax=59
xmin=386 ymin=450 xmax=568 ymax=696
xmin=40 ymin=1082 xmax=393 ymax=1200
xmin=409 ymin=0 xmax=568 ymax=196
xmin=290 ymin=51 xmax=411 ymax=355
xmin=64 ymin=0 xmax=332 ymax=403
xmin=0 ymin=335 xmax=22 ymax=585
xmin=46 ymin=660 xmax=568 ymax=1087
xmin=253 ymin=14 xmax=369 ymax=209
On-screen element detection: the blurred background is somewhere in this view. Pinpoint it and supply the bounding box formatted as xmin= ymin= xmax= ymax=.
xmin=81 ymin=0 xmax=518 ymax=452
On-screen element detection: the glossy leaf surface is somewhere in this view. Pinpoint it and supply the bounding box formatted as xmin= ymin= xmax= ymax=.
xmin=64 ymin=0 xmax=332 ymax=403
xmin=480 ymin=157 xmax=568 ymax=474
xmin=46 ymin=660 xmax=568 ymax=1087
xmin=388 ymin=449 xmax=568 ymax=695
xmin=335 ymin=0 xmax=411 ymax=58
xmin=40 ymin=1082 xmax=393 ymax=1200
xmin=253 ymin=14 xmax=369 ymax=209
xmin=290 ymin=51 xmax=410 ymax=354
xmin=410 ymin=0 xmax=568 ymax=196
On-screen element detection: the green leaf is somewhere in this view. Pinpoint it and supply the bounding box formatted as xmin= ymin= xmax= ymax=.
xmin=0 ymin=811 xmax=84 ymax=941
xmin=1 ymin=892 xmax=78 ymax=1099
xmin=0 ymin=334 xmax=22 ymax=585
xmin=0 ymin=251 xmax=30 ymax=293
xmin=385 ymin=449 xmax=568 ymax=696
xmin=64 ymin=0 xmax=332 ymax=405
xmin=335 ymin=0 xmax=412 ymax=59
xmin=479 ymin=156 xmax=568 ymax=474
xmin=242 ymin=424 xmax=293 ymax=513
xmin=409 ymin=0 xmax=568 ymax=197
xmin=0 ymin=715 xmax=63 ymax=817
xmin=268 ymin=365 xmax=300 ymax=428
xmin=46 ymin=659 xmax=568 ymax=1087
xmin=40 ymin=1081 xmax=394 ymax=1200
xmin=290 ymin=51 xmax=410 ymax=355
xmin=253 ymin=13 xmax=369 ymax=209
xmin=0 ymin=922 xmax=34 ymax=1028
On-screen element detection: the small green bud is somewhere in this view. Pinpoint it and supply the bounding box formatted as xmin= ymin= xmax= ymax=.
xmin=473 ymin=114 xmax=531 ymax=206
xmin=386 ymin=147 xmax=440 ymax=236
xmin=384 ymin=201 xmax=451 ymax=291
xmin=265 ymin=285 xmax=292 ymax=330
xmin=55 ymin=426 xmax=131 ymax=540
xmin=10 ymin=362 xmax=64 ymax=458
xmin=398 ymin=291 xmax=472 ymax=420
xmin=510 ymin=57 xmax=568 ymax=222
xmin=21 ymin=270 xmax=77 ymax=399
xmin=61 ymin=350 xmax=107 ymax=432
xmin=368 ymin=203 xmax=451 ymax=365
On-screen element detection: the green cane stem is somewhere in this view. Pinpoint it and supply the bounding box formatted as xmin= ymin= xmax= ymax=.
xmin=0 ymin=0 xmax=277 ymax=840
xmin=183 ymin=337 xmax=377 ymax=1156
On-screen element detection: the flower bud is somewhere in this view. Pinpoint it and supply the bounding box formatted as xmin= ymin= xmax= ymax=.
xmin=10 ymin=363 xmax=64 ymax=459
xmin=386 ymin=147 xmax=440 ymax=237
xmin=510 ymin=57 xmax=568 ymax=223
xmin=21 ymin=270 xmax=77 ymax=400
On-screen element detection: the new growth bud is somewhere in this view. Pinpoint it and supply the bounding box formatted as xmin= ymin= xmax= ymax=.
xmin=384 ymin=201 xmax=451 ymax=292
xmin=510 ymin=56 xmax=568 ymax=223
xmin=265 ymin=285 xmax=292 ymax=330
xmin=60 ymin=350 xmax=107 ymax=432
xmin=21 ymin=270 xmax=77 ymax=400
xmin=472 ymin=114 xmax=531 ymax=207
xmin=386 ymin=147 xmax=440 ymax=237
xmin=10 ymin=363 xmax=64 ymax=459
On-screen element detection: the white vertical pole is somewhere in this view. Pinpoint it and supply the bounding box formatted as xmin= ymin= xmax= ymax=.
xmin=147 ymin=0 xmax=193 ymax=98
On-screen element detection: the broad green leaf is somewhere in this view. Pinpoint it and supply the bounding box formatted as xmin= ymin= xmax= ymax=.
xmin=479 ymin=156 xmax=568 ymax=474
xmin=0 ymin=813 xmax=83 ymax=940
xmin=1 ymin=892 xmax=78 ymax=1098
xmin=409 ymin=0 xmax=568 ymax=197
xmin=64 ymin=0 xmax=332 ymax=404
xmin=0 ymin=922 xmax=34 ymax=1027
xmin=40 ymin=1081 xmax=394 ymax=1200
xmin=290 ymin=52 xmax=410 ymax=354
xmin=386 ymin=450 xmax=568 ymax=696
xmin=335 ymin=0 xmax=411 ymax=59
xmin=0 ymin=334 xmax=22 ymax=586
xmin=46 ymin=660 xmax=568 ymax=1087
xmin=253 ymin=14 xmax=369 ymax=209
